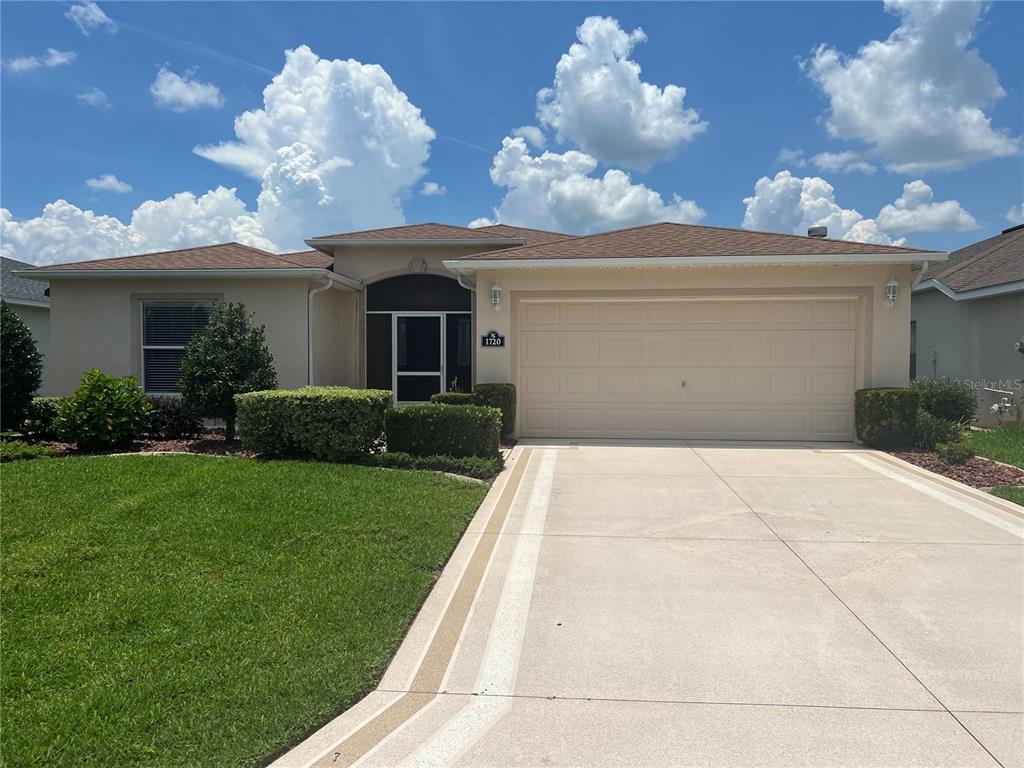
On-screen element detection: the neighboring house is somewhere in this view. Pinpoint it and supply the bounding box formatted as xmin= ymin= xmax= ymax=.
xmin=2 ymin=255 xmax=51 ymax=393
xmin=18 ymin=221 xmax=945 ymax=441
xmin=912 ymin=224 xmax=1024 ymax=424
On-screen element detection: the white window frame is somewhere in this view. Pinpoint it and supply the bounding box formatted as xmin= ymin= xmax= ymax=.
xmin=140 ymin=299 xmax=215 ymax=394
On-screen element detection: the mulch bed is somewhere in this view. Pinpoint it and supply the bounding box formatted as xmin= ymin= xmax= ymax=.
xmin=42 ymin=431 xmax=257 ymax=458
xmin=889 ymin=450 xmax=1024 ymax=489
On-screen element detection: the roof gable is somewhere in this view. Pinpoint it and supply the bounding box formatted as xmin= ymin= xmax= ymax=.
xmin=929 ymin=225 xmax=1024 ymax=293
xmin=1 ymin=257 xmax=49 ymax=303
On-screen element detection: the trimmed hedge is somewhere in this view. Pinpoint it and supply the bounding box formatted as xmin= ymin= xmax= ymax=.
xmin=854 ymin=388 xmax=920 ymax=449
xmin=430 ymin=392 xmax=477 ymax=406
xmin=146 ymin=396 xmax=203 ymax=439
xmin=911 ymin=378 xmax=977 ymax=423
xmin=56 ymin=369 xmax=152 ymax=449
xmin=236 ymin=387 xmax=392 ymax=460
xmin=386 ymin=404 xmax=500 ymax=458
xmin=21 ymin=396 xmax=65 ymax=440
xmin=363 ymin=451 xmax=503 ymax=480
xmin=472 ymin=383 xmax=516 ymax=437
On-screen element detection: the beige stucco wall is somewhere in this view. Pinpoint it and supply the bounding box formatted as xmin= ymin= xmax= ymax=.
xmin=10 ymin=303 xmax=51 ymax=394
xmin=47 ymin=277 xmax=315 ymax=395
xmin=911 ymin=288 xmax=1024 ymax=419
xmin=471 ymin=264 xmax=913 ymax=392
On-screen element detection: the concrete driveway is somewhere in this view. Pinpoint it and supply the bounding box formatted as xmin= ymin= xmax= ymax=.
xmin=276 ymin=442 xmax=1024 ymax=768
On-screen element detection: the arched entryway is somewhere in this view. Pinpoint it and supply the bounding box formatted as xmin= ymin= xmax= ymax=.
xmin=365 ymin=274 xmax=472 ymax=402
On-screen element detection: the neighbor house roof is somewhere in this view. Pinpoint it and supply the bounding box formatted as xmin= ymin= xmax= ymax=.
xmin=23 ymin=242 xmax=320 ymax=273
xmin=922 ymin=224 xmax=1024 ymax=295
xmin=1 ymin=256 xmax=49 ymax=305
xmin=455 ymin=222 xmax=934 ymax=262
xmin=308 ymin=221 xmax=567 ymax=245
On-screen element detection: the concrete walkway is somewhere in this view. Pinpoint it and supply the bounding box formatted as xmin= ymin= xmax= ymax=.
xmin=274 ymin=442 xmax=1024 ymax=768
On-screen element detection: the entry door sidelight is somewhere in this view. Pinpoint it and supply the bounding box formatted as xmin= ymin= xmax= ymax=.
xmin=394 ymin=314 xmax=443 ymax=402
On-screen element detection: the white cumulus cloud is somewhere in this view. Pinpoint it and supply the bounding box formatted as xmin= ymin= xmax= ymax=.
xmin=803 ymin=0 xmax=1020 ymax=173
xmin=473 ymin=136 xmax=704 ymax=234
xmin=76 ymin=87 xmax=110 ymax=108
xmin=3 ymin=45 xmax=436 ymax=263
xmin=85 ymin=174 xmax=132 ymax=193
xmin=742 ymin=170 xmax=903 ymax=245
xmin=512 ymin=125 xmax=546 ymax=149
xmin=65 ymin=1 xmax=116 ymax=35
xmin=536 ymin=16 xmax=707 ymax=170
xmin=1005 ymin=203 xmax=1024 ymax=226
xmin=150 ymin=67 xmax=224 ymax=112
xmin=811 ymin=150 xmax=876 ymax=175
xmin=4 ymin=49 xmax=76 ymax=74
xmin=876 ymin=180 xmax=977 ymax=232
xmin=420 ymin=181 xmax=446 ymax=196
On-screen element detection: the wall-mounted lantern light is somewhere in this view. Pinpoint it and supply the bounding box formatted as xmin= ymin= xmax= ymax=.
xmin=491 ymin=282 xmax=503 ymax=311
xmin=884 ymin=276 xmax=899 ymax=308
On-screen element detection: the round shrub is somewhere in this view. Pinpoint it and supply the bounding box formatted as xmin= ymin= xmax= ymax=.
xmin=854 ymin=388 xmax=920 ymax=449
xmin=1 ymin=299 xmax=43 ymax=430
xmin=936 ymin=440 xmax=974 ymax=465
xmin=385 ymin=404 xmax=501 ymax=458
xmin=911 ymin=378 xmax=977 ymax=423
xmin=914 ymin=410 xmax=963 ymax=451
xmin=21 ymin=396 xmax=65 ymax=440
xmin=146 ymin=396 xmax=203 ymax=439
xmin=472 ymin=383 xmax=516 ymax=438
xmin=56 ymin=369 xmax=151 ymax=449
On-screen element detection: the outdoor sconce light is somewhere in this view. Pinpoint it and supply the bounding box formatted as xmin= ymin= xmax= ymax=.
xmin=884 ymin=276 xmax=899 ymax=308
xmin=491 ymin=282 xmax=503 ymax=311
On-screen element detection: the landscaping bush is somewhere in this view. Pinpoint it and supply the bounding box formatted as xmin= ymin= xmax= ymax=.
xmin=21 ymin=396 xmax=64 ymax=439
xmin=55 ymin=369 xmax=151 ymax=449
xmin=430 ymin=391 xmax=477 ymax=406
xmin=914 ymin=410 xmax=963 ymax=451
xmin=364 ymin=451 xmax=503 ymax=480
xmin=936 ymin=440 xmax=975 ymax=465
xmin=472 ymin=383 xmax=516 ymax=437
xmin=180 ymin=302 xmax=277 ymax=440
xmin=1 ymin=300 xmax=43 ymax=430
xmin=911 ymin=378 xmax=977 ymax=423
xmin=0 ymin=440 xmax=56 ymax=462
xmin=854 ymin=387 xmax=920 ymax=449
xmin=236 ymin=386 xmax=392 ymax=460
xmin=385 ymin=404 xmax=501 ymax=458
xmin=146 ymin=396 xmax=203 ymax=439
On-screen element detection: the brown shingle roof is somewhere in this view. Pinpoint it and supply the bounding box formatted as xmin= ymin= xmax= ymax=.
xmin=473 ymin=224 xmax=570 ymax=245
xmin=456 ymin=222 xmax=933 ymax=261
xmin=928 ymin=225 xmax=1024 ymax=293
xmin=312 ymin=222 xmax=523 ymax=241
xmin=275 ymin=249 xmax=334 ymax=269
xmin=25 ymin=242 xmax=323 ymax=272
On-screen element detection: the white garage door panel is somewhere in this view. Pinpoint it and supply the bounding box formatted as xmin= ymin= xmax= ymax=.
xmin=517 ymin=298 xmax=859 ymax=441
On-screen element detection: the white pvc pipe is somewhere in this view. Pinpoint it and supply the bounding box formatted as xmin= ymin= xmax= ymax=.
xmin=307 ymin=277 xmax=335 ymax=385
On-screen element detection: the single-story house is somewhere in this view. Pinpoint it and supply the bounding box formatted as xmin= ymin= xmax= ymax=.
xmin=912 ymin=223 xmax=1023 ymax=424
xmin=2 ymin=255 xmax=51 ymax=393
xmin=19 ymin=221 xmax=945 ymax=441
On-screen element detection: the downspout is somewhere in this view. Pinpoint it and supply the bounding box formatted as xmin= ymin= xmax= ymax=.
xmin=307 ymin=277 xmax=334 ymax=385
xmin=456 ymin=272 xmax=476 ymax=292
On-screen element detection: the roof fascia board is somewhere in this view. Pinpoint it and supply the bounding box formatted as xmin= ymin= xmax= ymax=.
xmin=2 ymin=297 xmax=50 ymax=308
xmin=13 ymin=267 xmax=362 ymax=289
xmin=913 ymin=278 xmax=1024 ymax=301
xmin=444 ymin=252 xmax=948 ymax=271
xmin=306 ymin=237 xmax=524 ymax=248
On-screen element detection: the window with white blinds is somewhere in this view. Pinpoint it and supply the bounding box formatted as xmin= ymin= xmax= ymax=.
xmin=142 ymin=301 xmax=214 ymax=393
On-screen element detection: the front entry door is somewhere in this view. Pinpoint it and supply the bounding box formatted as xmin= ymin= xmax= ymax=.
xmin=394 ymin=314 xmax=443 ymax=403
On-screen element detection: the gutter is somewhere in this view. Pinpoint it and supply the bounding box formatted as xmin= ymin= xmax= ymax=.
xmin=13 ymin=267 xmax=362 ymax=289
xmin=2 ymin=297 xmax=50 ymax=308
xmin=913 ymin=278 xmax=1024 ymax=302
xmin=442 ymin=252 xmax=948 ymax=272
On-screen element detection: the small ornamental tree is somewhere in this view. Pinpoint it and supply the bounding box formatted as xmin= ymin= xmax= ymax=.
xmin=180 ymin=302 xmax=276 ymax=440
xmin=1 ymin=300 xmax=43 ymax=430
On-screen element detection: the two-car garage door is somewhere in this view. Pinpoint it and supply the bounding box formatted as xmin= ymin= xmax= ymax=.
xmin=517 ymin=297 xmax=860 ymax=441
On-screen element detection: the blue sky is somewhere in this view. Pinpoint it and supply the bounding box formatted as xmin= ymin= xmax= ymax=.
xmin=2 ymin=1 xmax=1022 ymax=264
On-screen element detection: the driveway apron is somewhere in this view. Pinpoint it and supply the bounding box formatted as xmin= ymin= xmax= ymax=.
xmin=273 ymin=442 xmax=1024 ymax=768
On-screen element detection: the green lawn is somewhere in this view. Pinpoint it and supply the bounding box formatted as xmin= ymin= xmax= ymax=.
xmin=990 ymin=485 xmax=1024 ymax=506
xmin=967 ymin=426 xmax=1024 ymax=469
xmin=1 ymin=455 xmax=487 ymax=767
